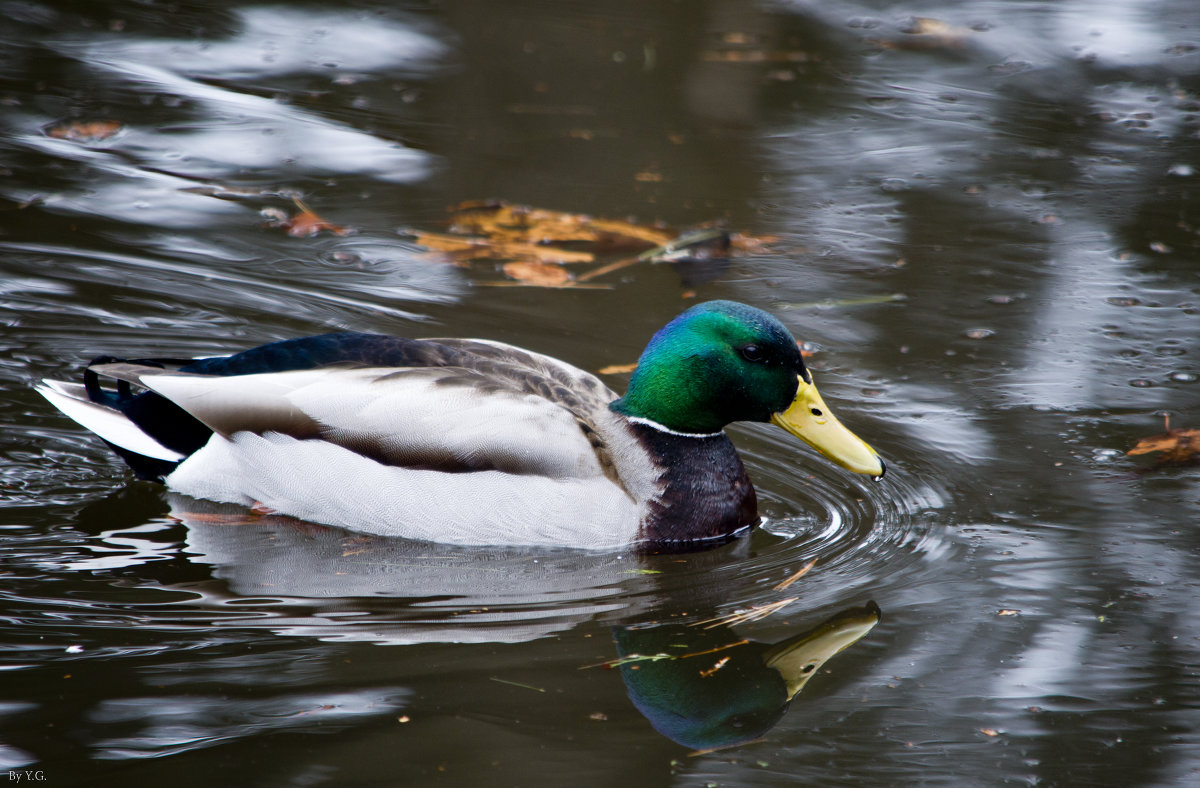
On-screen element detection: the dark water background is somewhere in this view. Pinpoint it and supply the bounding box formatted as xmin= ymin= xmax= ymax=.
xmin=1 ymin=1 xmax=1198 ymax=785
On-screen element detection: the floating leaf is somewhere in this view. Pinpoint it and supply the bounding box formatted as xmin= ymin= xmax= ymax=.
xmin=872 ymin=17 xmax=976 ymax=51
xmin=44 ymin=119 xmax=124 ymax=143
xmin=501 ymin=261 xmax=573 ymax=287
xmin=264 ymin=198 xmax=351 ymax=238
xmin=447 ymin=200 xmax=673 ymax=249
xmin=1127 ymin=421 xmax=1200 ymax=466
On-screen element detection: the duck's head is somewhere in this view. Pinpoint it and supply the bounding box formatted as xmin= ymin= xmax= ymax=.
xmin=612 ymin=300 xmax=884 ymax=477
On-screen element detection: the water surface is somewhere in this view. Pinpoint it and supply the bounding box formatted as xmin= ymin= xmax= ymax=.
xmin=1 ymin=1 xmax=1198 ymax=785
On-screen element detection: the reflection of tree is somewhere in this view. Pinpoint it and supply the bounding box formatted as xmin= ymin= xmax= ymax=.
xmin=612 ymin=602 xmax=880 ymax=750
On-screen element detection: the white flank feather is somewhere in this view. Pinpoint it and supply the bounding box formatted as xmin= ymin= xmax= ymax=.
xmin=168 ymin=432 xmax=642 ymax=549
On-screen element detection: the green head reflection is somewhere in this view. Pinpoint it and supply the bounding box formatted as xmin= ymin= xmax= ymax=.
xmin=611 ymin=602 xmax=881 ymax=750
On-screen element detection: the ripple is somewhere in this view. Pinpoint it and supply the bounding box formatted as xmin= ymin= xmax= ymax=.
xmin=718 ymin=422 xmax=957 ymax=612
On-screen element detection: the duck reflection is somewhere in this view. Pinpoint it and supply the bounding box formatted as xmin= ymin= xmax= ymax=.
xmin=612 ymin=602 xmax=880 ymax=750
xmin=157 ymin=494 xmax=742 ymax=645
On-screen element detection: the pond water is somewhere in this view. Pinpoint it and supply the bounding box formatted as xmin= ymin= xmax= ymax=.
xmin=2 ymin=0 xmax=1198 ymax=785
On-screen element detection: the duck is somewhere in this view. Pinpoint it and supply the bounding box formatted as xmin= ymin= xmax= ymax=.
xmin=36 ymin=300 xmax=884 ymax=551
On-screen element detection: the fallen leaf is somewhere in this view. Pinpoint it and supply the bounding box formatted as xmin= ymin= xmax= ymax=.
xmin=286 ymin=199 xmax=350 ymax=238
xmin=264 ymin=198 xmax=351 ymax=238
xmin=1127 ymin=426 xmax=1200 ymax=465
xmin=871 ymin=17 xmax=975 ymax=51
xmin=44 ymin=119 xmax=124 ymax=143
xmin=403 ymin=229 xmax=488 ymax=254
xmin=490 ymin=242 xmax=593 ymax=265
xmin=502 ymin=261 xmax=573 ymax=287
xmin=448 ymin=201 xmax=672 ymax=248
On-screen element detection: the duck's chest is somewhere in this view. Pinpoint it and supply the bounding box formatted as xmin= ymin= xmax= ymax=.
xmin=628 ymin=426 xmax=758 ymax=549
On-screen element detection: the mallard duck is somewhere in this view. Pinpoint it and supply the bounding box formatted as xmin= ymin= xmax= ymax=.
xmin=37 ymin=300 xmax=883 ymax=550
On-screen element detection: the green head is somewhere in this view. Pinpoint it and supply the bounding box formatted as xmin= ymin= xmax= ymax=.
xmin=611 ymin=300 xmax=885 ymax=477
xmin=611 ymin=300 xmax=808 ymax=434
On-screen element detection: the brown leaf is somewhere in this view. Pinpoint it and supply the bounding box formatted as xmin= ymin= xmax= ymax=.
xmin=448 ymin=201 xmax=671 ymax=249
xmin=44 ymin=119 xmax=125 ymax=143
xmin=285 ymin=199 xmax=350 ymax=238
xmin=266 ymin=198 xmax=351 ymax=238
xmin=404 ymin=229 xmax=487 ymax=254
xmin=1127 ymin=427 xmax=1200 ymax=464
xmin=871 ymin=17 xmax=975 ymax=51
xmin=502 ymin=261 xmax=573 ymax=287
xmin=490 ymin=242 xmax=593 ymax=265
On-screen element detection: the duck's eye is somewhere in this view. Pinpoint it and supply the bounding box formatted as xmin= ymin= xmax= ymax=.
xmin=811 ymin=408 xmax=823 ymax=417
xmin=740 ymin=344 xmax=764 ymax=363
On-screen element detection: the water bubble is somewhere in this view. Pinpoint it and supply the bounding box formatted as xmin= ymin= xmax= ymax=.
xmin=964 ymin=328 xmax=995 ymax=339
xmin=1168 ymin=371 xmax=1197 ymax=383
xmin=1092 ymin=448 xmax=1124 ymax=463
xmin=1129 ymin=378 xmax=1155 ymax=388
xmin=1106 ymin=296 xmax=1140 ymax=307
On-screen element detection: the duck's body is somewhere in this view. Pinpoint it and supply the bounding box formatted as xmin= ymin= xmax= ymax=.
xmin=37 ymin=301 xmax=883 ymax=551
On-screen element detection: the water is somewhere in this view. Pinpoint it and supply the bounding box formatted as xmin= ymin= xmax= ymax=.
xmin=2 ymin=0 xmax=1198 ymax=785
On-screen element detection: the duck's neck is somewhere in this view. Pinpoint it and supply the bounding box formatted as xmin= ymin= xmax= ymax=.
xmin=627 ymin=421 xmax=758 ymax=549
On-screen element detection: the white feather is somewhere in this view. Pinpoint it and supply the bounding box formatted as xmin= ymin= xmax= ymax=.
xmin=167 ymin=431 xmax=641 ymax=549
xmin=36 ymin=381 xmax=185 ymax=461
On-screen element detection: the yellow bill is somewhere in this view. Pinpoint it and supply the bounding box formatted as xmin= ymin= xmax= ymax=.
xmin=770 ymin=374 xmax=885 ymax=477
